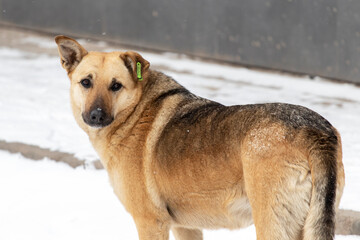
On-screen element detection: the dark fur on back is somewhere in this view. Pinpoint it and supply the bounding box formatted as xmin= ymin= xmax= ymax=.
xmin=150 ymin=70 xmax=339 ymax=239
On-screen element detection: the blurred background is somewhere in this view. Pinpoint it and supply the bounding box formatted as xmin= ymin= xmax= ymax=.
xmin=1 ymin=0 xmax=360 ymax=83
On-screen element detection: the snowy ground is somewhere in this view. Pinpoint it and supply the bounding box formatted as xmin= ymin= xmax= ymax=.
xmin=0 ymin=32 xmax=359 ymax=239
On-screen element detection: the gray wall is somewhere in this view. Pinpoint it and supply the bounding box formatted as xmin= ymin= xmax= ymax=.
xmin=1 ymin=0 xmax=360 ymax=83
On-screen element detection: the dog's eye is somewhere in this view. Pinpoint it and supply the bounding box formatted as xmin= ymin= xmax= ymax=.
xmin=110 ymin=82 xmax=123 ymax=92
xmin=80 ymin=79 xmax=92 ymax=88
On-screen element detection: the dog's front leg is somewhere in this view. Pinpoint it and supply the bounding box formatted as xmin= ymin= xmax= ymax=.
xmin=134 ymin=217 xmax=170 ymax=240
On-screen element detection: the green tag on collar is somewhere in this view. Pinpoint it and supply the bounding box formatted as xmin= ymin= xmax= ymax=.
xmin=136 ymin=62 xmax=143 ymax=81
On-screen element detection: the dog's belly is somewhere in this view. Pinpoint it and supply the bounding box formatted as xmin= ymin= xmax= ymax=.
xmin=167 ymin=193 xmax=253 ymax=230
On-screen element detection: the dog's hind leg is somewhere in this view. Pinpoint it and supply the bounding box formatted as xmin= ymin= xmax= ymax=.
xmin=172 ymin=227 xmax=203 ymax=240
xmin=242 ymin=149 xmax=313 ymax=239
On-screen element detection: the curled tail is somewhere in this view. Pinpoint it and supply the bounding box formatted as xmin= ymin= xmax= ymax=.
xmin=303 ymin=128 xmax=344 ymax=240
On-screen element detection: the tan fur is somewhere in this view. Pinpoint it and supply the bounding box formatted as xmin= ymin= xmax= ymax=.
xmin=55 ymin=36 xmax=345 ymax=240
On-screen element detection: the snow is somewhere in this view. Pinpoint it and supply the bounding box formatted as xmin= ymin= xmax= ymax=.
xmin=20 ymin=36 xmax=57 ymax=49
xmin=0 ymin=151 xmax=250 ymax=240
xmin=0 ymin=151 xmax=137 ymax=240
xmin=1 ymin=151 xmax=358 ymax=240
xmin=0 ymin=36 xmax=359 ymax=239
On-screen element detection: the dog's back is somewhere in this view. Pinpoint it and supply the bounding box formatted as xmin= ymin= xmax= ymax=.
xmin=147 ymin=71 xmax=344 ymax=239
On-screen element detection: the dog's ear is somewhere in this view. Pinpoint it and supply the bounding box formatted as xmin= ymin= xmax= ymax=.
xmin=120 ymin=51 xmax=150 ymax=82
xmin=55 ymin=35 xmax=88 ymax=73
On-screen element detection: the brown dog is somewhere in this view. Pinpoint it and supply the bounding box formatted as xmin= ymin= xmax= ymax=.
xmin=55 ymin=35 xmax=345 ymax=240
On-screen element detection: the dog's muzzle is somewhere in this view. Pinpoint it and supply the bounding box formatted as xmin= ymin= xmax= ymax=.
xmin=82 ymin=108 xmax=113 ymax=128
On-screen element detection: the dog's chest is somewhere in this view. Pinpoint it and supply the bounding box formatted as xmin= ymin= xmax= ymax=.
xmin=95 ymin=141 xmax=149 ymax=213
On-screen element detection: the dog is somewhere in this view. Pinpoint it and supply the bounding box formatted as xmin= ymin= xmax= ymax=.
xmin=55 ymin=35 xmax=345 ymax=240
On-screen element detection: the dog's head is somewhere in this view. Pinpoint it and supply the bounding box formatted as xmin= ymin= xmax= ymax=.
xmin=55 ymin=36 xmax=150 ymax=132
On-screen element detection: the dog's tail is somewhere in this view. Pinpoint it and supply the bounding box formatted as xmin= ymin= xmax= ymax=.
xmin=302 ymin=128 xmax=343 ymax=240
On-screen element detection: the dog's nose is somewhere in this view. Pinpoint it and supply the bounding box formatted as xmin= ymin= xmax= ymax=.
xmin=90 ymin=108 xmax=106 ymax=124
xmin=83 ymin=107 xmax=113 ymax=128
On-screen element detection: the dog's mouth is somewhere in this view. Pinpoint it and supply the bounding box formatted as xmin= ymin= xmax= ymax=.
xmin=82 ymin=108 xmax=114 ymax=128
